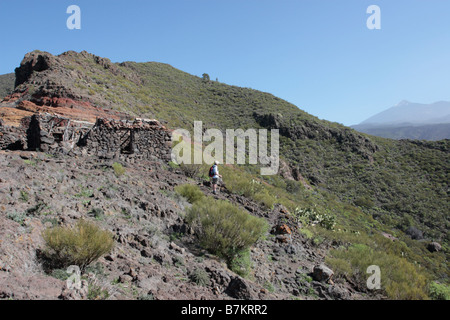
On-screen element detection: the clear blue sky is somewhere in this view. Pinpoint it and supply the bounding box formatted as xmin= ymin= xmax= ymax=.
xmin=1 ymin=0 xmax=449 ymax=125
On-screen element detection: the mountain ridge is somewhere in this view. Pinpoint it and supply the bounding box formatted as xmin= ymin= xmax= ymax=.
xmin=352 ymin=100 xmax=450 ymax=140
xmin=0 ymin=50 xmax=448 ymax=300
xmin=359 ymin=100 xmax=450 ymax=125
xmin=2 ymin=50 xmax=448 ymax=242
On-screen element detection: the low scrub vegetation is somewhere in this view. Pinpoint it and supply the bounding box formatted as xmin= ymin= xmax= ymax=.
xmin=428 ymin=281 xmax=450 ymax=300
xmin=293 ymin=206 xmax=336 ymax=230
xmin=174 ymin=184 xmax=205 ymax=204
xmin=326 ymin=243 xmax=429 ymax=300
xmin=189 ymin=268 xmax=211 ymax=287
xmin=41 ymin=219 xmax=114 ymax=271
xmin=219 ymin=166 xmax=278 ymax=210
xmin=229 ymin=248 xmax=252 ymax=278
xmin=179 ymin=163 xmax=209 ymax=179
xmin=112 ymin=162 xmax=125 ymax=177
xmin=186 ymin=197 xmax=268 ymax=264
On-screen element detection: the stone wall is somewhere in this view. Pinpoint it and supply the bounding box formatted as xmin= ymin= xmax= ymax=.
xmin=0 ymin=118 xmax=28 ymax=150
xmin=78 ymin=118 xmax=172 ymax=162
xmin=0 ymin=113 xmax=172 ymax=162
xmin=28 ymin=113 xmax=93 ymax=153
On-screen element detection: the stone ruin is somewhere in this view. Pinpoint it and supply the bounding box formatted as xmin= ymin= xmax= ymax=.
xmin=0 ymin=118 xmax=28 ymax=151
xmin=0 ymin=113 xmax=172 ymax=162
xmin=78 ymin=117 xmax=172 ymax=162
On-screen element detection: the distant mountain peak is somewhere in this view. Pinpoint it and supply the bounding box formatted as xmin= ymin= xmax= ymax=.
xmin=359 ymin=100 xmax=450 ymax=126
xmin=353 ymin=100 xmax=450 ymax=140
xmin=394 ymin=100 xmax=411 ymax=107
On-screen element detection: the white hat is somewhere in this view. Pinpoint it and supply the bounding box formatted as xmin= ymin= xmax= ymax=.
xmin=214 ymin=160 xmax=219 ymax=165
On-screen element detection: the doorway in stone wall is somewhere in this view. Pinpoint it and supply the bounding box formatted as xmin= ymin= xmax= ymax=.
xmin=120 ymin=129 xmax=134 ymax=154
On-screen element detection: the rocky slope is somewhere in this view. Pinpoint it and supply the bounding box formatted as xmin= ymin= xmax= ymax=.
xmin=1 ymin=51 xmax=132 ymax=124
xmin=0 ymin=73 xmax=14 ymax=100
xmin=0 ymin=150 xmax=376 ymax=300
xmin=0 ymin=50 xmax=448 ymax=299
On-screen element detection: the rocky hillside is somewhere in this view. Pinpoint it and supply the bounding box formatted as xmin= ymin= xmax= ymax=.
xmin=0 ymin=150 xmax=375 ymax=300
xmin=0 ymin=73 xmax=14 ymax=100
xmin=1 ymin=51 xmax=132 ymax=124
xmin=0 ymin=50 xmax=448 ymax=300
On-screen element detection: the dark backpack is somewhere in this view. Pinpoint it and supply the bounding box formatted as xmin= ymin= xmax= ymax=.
xmin=209 ymin=165 xmax=215 ymax=177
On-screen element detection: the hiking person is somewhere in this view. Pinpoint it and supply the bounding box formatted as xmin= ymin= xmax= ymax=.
xmin=209 ymin=160 xmax=222 ymax=194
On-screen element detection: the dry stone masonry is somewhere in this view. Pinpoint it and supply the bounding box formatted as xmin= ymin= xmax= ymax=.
xmin=0 ymin=119 xmax=27 ymax=150
xmin=78 ymin=118 xmax=172 ymax=162
xmin=0 ymin=113 xmax=172 ymax=162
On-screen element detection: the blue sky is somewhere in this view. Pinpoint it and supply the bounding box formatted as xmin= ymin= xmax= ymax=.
xmin=1 ymin=0 xmax=449 ymax=125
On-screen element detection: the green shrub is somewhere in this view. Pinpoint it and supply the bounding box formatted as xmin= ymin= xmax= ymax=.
xmin=112 ymin=162 xmax=125 ymax=177
xmin=296 ymin=272 xmax=313 ymax=285
xmin=7 ymin=211 xmax=27 ymax=225
xmin=299 ymin=228 xmax=314 ymax=239
xmin=223 ymin=171 xmax=263 ymax=198
xmin=252 ymin=190 xmax=276 ymax=210
xmin=263 ymin=281 xmax=275 ymax=293
xmin=74 ymin=186 xmax=93 ymax=198
xmin=189 ymin=268 xmax=210 ymax=287
xmin=50 ymin=268 xmax=70 ymax=281
xmin=20 ymin=190 xmax=29 ymax=202
xmin=168 ymin=161 xmax=180 ymax=169
xmin=320 ymin=212 xmax=337 ymax=230
xmin=428 ymin=282 xmax=450 ymax=300
xmin=229 ymin=249 xmax=252 ymax=278
xmin=186 ymin=197 xmax=268 ymax=263
xmin=294 ymin=207 xmax=336 ymax=230
xmin=87 ymin=282 xmax=110 ymax=300
xmin=220 ymin=166 xmax=280 ymax=209
xmin=179 ymin=163 xmax=208 ymax=179
xmin=285 ymin=179 xmax=302 ymax=194
xmin=138 ymin=294 xmax=155 ymax=300
xmin=88 ymin=208 xmax=105 ymax=220
xmin=23 ymin=159 xmax=36 ymax=166
xmin=42 ymin=219 xmax=115 ymax=271
xmin=26 ymin=202 xmax=47 ymax=216
xmin=326 ymin=243 xmax=429 ymax=300
xmin=354 ymin=197 xmax=374 ymax=209
xmin=175 ymin=184 xmax=205 ymax=204
xmin=173 ymin=255 xmax=185 ymax=267
xmin=42 ymin=217 xmax=59 ymax=227
xmin=84 ymin=262 xmax=106 ymax=277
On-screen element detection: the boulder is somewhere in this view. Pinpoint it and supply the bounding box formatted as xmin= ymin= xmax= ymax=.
xmin=427 ymin=242 xmax=442 ymax=253
xmin=169 ymin=241 xmax=185 ymax=254
xmin=312 ymin=264 xmax=334 ymax=283
xmin=225 ymin=277 xmax=256 ymax=300
xmin=275 ymin=224 xmax=292 ymax=235
xmin=276 ymin=234 xmax=291 ymax=243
